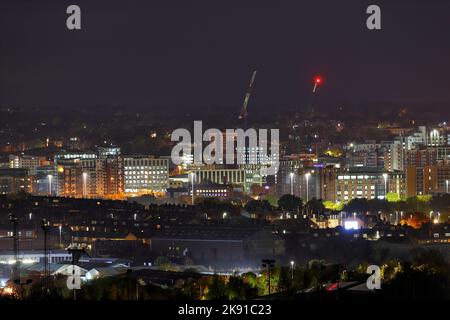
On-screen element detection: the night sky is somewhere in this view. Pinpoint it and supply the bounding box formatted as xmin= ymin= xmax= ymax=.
xmin=0 ymin=0 xmax=449 ymax=112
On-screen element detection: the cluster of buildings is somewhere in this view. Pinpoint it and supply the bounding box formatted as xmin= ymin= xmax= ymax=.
xmin=0 ymin=125 xmax=449 ymax=204
xmin=276 ymin=125 xmax=450 ymax=202
xmin=1 ymin=147 xmax=169 ymax=199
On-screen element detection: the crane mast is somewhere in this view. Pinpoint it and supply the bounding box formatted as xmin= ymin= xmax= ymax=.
xmin=238 ymin=70 xmax=257 ymax=121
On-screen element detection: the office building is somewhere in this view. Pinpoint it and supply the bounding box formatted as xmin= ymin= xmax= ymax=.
xmin=336 ymin=168 xmax=402 ymax=202
xmin=9 ymin=155 xmax=45 ymax=176
xmin=0 ymin=168 xmax=32 ymax=194
xmin=124 ymin=156 xmax=169 ymax=194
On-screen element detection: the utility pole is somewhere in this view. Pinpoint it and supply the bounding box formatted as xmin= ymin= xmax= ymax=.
xmin=41 ymin=219 xmax=50 ymax=295
xmin=9 ymin=214 xmax=19 ymax=283
xmin=290 ymin=260 xmax=295 ymax=280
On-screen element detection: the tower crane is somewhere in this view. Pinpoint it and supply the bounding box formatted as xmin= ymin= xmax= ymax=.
xmin=238 ymin=70 xmax=257 ymax=123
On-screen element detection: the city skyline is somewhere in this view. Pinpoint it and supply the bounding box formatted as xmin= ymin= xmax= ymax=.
xmin=1 ymin=0 xmax=450 ymax=306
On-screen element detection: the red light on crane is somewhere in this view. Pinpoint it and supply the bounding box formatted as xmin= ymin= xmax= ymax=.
xmin=312 ymin=75 xmax=323 ymax=93
xmin=314 ymin=76 xmax=323 ymax=85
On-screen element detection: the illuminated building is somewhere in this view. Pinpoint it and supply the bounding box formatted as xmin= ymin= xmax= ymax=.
xmin=346 ymin=150 xmax=383 ymax=169
xmin=406 ymin=164 xmax=450 ymax=196
xmin=428 ymin=128 xmax=448 ymax=146
xmin=383 ymin=141 xmax=404 ymax=171
xmin=0 ymin=168 xmax=32 ymax=194
xmin=404 ymin=126 xmax=427 ymax=150
xmin=124 ymin=156 xmax=169 ymax=194
xmin=275 ymin=158 xmax=303 ymax=197
xmin=336 ymin=168 xmax=403 ymax=202
xmin=193 ymin=182 xmax=233 ymax=198
xmin=56 ymin=159 xmax=84 ymax=197
xmin=405 ymin=148 xmax=437 ymax=166
xmin=0 ymin=250 xmax=71 ymax=264
xmin=35 ymin=165 xmax=57 ymax=195
xmin=54 ymin=148 xmax=124 ymax=198
xmin=191 ymin=167 xmax=245 ymax=188
xmin=97 ymin=152 xmax=124 ymax=198
xmin=437 ymin=147 xmax=450 ymax=163
xmin=9 ymin=155 xmax=45 ymax=176
xmin=346 ymin=140 xmax=403 ymax=171
xmin=55 ymin=152 xmax=97 ymax=197
xmin=317 ymin=165 xmax=340 ymax=203
xmin=98 ymin=146 xmax=121 ymax=157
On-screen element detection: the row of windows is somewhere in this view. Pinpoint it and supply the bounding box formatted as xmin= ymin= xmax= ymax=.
xmin=125 ymin=175 xmax=167 ymax=179
xmin=6 ymin=231 xmax=34 ymax=237
xmin=337 ymin=186 xmax=376 ymax=191
xmin=337 ymin=191 xmax=375 ymax=195
xmin=195 ymin=192 xmax=229 ymax=197
xmin=197 ymin=189 xmax=228 ymax=193
xmin=125 ymin=181 xmax=167 ymax=184
xmin=338 ymin=175 xmax=385 ymax=180
xmin=125 ymin=171 xmax=167 ymax=174
xmin=125 ymin=188 xmax=165 ymax=192
xmin=124 ymin=159 xmax=168 ymax=166
xmin=196 ymin=170 xmax=245 ymax=183
xmin=125 ymin=166 xmax=166 ymax=169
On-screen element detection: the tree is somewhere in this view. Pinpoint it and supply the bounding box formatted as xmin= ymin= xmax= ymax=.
xmin=344 ymin=198 xmax=388 ymax=213
xmin=383 ymin=261 xmax=450 ymax=299
xmin=153 ymin=256 xmax=178 ymax=271
xmin=277 ymin=194 xmax=302 ymax=212
xmin=323 ymin=200 xmax=343 ymax=211
xmin=386 ymin=192 xmax=401 ymax=202
xmin=245 ymin=199 xmax=273 ymax=214
xmin=277 ymin=267 xmax=291 ymax=293
xmin=264 ymin=193 xmax=279 ymax=208
xmin=226 ymin=276 xmax=257 ymax=299
xmin=305 ymin=197 xmax=325 ymax=214
xmin=205 ymin=274 xmax=227 ymax=300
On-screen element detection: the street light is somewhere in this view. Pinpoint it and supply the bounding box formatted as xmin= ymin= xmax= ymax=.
xmin=47 ymin=175 xmax=53 ymax=196
xmin=305 ymin=173 xmax=311 ymax=202
xmin=289 ymin=172 xmax=294 ymax=195
xmin=382 ymin=173 xmax=388 ymax=199
xmin=446 ymin=180 xmax=449 ymax=193
xmin=82 ymin=172 xmax=88 ymax=198
xmin=190 ymin=172 xmax=195 ymax=206
xmin=59 ymin=225 xmax=62 ymax=247
xmin=290 ymin=260 xmax=295 ymax=280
